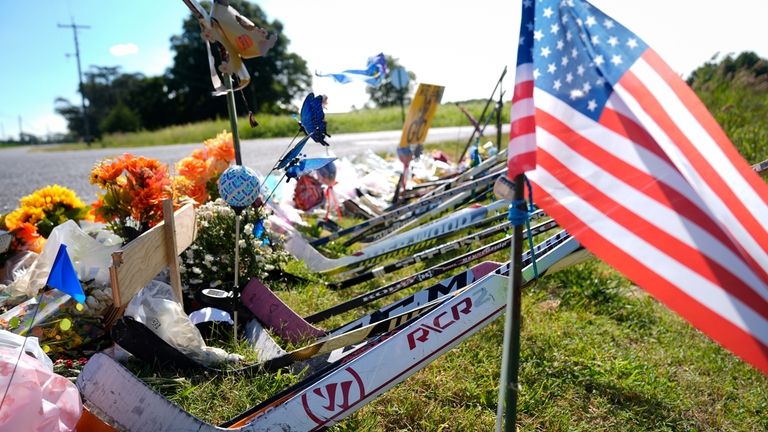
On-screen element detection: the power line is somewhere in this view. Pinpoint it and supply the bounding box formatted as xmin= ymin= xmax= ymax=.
xmin=58 ymin=17 xmax=92 ymax=146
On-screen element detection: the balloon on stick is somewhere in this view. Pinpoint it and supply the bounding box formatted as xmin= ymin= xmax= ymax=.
xmin=217 ymin=165 xmax=260 ymax=339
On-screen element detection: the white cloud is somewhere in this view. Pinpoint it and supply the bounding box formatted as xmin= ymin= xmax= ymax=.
xmin=20 ymin=112 xmax=68 ymax=138
xmin=109 ymin=43 xmax=139 ymax=57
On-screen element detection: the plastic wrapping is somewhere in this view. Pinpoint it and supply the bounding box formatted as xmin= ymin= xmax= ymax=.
xmin=0 ymin=251 xmax=37 ymax=286
xmin=125 ymin=281 xmax=242 ymax=366
xmin=0 ymin=288 xmax=107 ymax=355
xmin=0 ymin=330 xmax=82 ymax=431
xmin=0 ymin=220 xmax=120 ymax=303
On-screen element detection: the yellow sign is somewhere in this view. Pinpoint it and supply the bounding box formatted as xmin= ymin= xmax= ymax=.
xmin=399 ymin=83 xmax=445 ymax=149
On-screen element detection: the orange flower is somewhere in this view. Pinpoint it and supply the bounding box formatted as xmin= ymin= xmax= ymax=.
xmin=90 ymin=153 xmax=173 ymax=230
xmin=90 ymin=159 xmax=125 ymax=186
xmin=15 ymin=222 xmax=45 ymax=253
xmin=177 ymin=157 xmax=207 ymax=179
xmin=172 ymin=176 xmax=208 ymax=205
xmin=204 ymin=131 xmax=235 ymax=163
xmin=88 ymin=199 xmax=106 ymax=223
xmin=190 ymin=148 xmax=207 ymax=161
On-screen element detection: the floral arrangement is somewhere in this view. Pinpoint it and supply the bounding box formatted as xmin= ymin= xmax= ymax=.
xmin=90 ymin=153 xmax=172 ymax=241
xmin=0 ymin=185 xmax=89 ymax=258
xmin=180 ymin=199 xmax=290 ymax=298
xmin=173 ymin=130 xmax=236 ymax=205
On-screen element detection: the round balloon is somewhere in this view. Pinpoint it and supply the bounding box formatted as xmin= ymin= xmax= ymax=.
xmin=316 ymin=160 xmax=337 ymax=185
xmin=218 ymin=165 xmax=260 ymax=208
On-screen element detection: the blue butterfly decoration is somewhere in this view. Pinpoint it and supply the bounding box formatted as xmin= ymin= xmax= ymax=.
xmin=275 ymin=135 xmax=311 ymax=170
xmin=285 ymin=157 xmax=337 ymax=181
xmin=300 ymin=93 xmax=330 ymax=146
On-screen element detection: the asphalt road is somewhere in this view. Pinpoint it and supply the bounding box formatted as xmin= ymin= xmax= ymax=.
xmin=0 ymin=125 xmax=508 ymax=213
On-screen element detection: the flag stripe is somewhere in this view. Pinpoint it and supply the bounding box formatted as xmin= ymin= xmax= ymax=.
xmin=535 ymin=112 xmax=768 ymax=299
xmin=508 ymin=63 xmax=537 ymax=177
xmin=531 ymin=168 xmax=768 ymax=343
xmin=534 ymin=90 xmax=735 ymax=247
xmin=642 ymin=49 xmax=768 ymax=210
xmin=511 ymin=116 xmax=536 ymax=136
xmin=631 ymin=55 xmax=768 ymax=232
xmin=510 ymin=98 xmax=534 ymax=123
xmin=537 ymin=106 xmax=736 ymax=252
xmin=535 ymin=142 xmax=768 ymax=315
xmin=529 ymin=174 xmax=768 ymax=374
xmin=599 ymin=104 xmax=670 ymax=163
xmin=618 ymin=58 xmax=768 ymax=268
xmin=603 ymin=95 xmax=768 ymax=284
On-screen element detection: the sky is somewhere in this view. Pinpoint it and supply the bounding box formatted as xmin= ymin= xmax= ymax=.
xmin=2 ymin=0 xmax=767 ymax=140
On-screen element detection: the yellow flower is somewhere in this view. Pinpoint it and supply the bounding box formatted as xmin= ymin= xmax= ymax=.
xmin=19 ymin=185 xmax=85 ymax=212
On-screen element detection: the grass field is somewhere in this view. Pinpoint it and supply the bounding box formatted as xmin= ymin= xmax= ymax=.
xmin=43 ymin=100 xmax=509 ymax=150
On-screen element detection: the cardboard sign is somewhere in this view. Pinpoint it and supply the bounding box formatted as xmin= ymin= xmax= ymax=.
xmin=399 ymin=83 xmax=445 ymax=149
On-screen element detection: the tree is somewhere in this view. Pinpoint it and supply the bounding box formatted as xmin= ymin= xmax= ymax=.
xmin=100 ymin=102 xmax=141 ymax=133
xmin=56 ymin=65 xmax=183 ymax=138
xmin=687 ymin=51 xmax=768 ymax=163
xmin=366 ymin=55 xmax=416 ymax=108
xmin=166 ymin=0 xmax=311 ymax=123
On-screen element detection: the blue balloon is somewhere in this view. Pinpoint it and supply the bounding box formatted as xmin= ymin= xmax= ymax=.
xmin=218 ymin=165 xmax=260 ymax=208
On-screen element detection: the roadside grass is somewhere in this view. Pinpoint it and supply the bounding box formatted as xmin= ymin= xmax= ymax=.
xmin=128 ymin=244 xmax=768 ymax=431
xmin=43 ymin=100 xmax=509 ymax=150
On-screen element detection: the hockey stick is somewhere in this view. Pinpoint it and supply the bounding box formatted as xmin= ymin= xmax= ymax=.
xmin=304 ymin=228 xmax=568 ymax=324
xmin=309 ymin=169 xmax=504 ymax=247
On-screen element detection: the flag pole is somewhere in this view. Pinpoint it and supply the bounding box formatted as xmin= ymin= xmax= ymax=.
xmin=496 ymin=175 xmax=526 ymax=432
xmin=223 ymin=73 xmax=244 ymax=340
xmin=223 ymin=73 xmax=243 ymax=166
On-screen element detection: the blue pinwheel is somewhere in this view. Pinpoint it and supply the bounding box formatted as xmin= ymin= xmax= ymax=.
xmin=300 ymin=93 xmax=330 ymax=146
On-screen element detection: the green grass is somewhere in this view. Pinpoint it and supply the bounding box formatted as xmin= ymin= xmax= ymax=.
xmin=44 ymin=100 xmax=509 ymax=150
xmin=122 ymin=252 xmax=767 ymax=431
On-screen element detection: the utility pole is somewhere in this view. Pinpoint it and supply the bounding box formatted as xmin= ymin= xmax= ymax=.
xmin=58 ymin=18 xmax=92 ymax=146
xmin=18 ymin=115 xmax=22 ymax=141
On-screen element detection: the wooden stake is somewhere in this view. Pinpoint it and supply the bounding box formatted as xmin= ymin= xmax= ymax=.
xmin=163 ymin=199 xmax=184 ymax=304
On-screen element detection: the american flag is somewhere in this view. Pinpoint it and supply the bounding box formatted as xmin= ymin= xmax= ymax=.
xmin=509 ymin=0 xmax=768 ymax=374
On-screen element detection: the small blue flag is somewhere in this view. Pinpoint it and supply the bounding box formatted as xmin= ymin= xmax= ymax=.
xmin=316 ymin=53 xmax=388 ymax=87
xmin=46 ymin=244 xmax=85 ymax=304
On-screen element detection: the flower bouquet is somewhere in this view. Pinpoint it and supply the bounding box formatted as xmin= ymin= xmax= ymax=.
xmin=90 ymin=154 xmax=172 ymax=242
xmin=180 ymin=199 xmax=290 ymax=299
xmin=0 ymin=185 xmax=89 ymax=263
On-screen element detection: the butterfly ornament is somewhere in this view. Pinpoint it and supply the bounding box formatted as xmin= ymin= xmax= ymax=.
xmin=181 ymin=0 xmax=277 ymax=95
